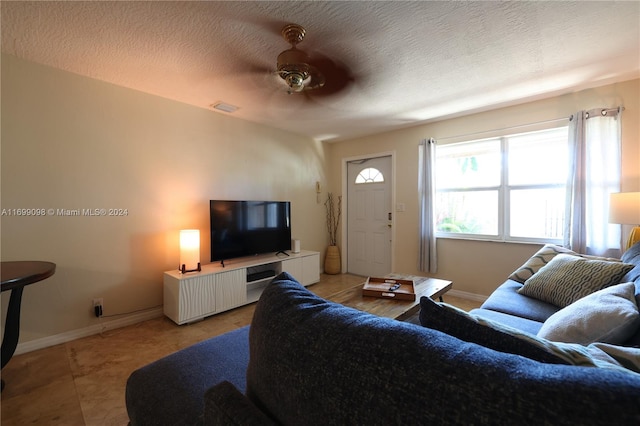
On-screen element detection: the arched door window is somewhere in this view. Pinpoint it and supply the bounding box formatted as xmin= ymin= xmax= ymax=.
xmin=355 ymin=167 xmax=384 ymax=184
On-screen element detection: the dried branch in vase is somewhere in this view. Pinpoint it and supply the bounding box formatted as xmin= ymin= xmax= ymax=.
xmin=324 ymin=193 xmax=342 ymax=246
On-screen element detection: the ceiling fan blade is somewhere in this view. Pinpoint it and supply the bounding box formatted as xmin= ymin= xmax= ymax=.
xmin=241 ymin=59 xmax=273 ymax=76
xmin=306 ymin=54 xmax=355 ymax=97
xmin=226 ymin=58 xmax=278 ymax=90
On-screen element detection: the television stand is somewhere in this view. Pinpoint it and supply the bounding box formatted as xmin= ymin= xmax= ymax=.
xmin=246 ymin=269 xmax=276 ymax=282
xmin=163 ymin=250 xmax=320 ymax=325
xmin=275 ymin=250 xmax=290 ymax=256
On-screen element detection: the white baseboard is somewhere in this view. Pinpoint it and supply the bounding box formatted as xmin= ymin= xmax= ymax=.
xmin=446 ymin=289 xmax=487 ymax=303
xmin=14 ymin=307 xmax=164 ymax=356
xmin=13 ymin=291 xmax=486 ymax=355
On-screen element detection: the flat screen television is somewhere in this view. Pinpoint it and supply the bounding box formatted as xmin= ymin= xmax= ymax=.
xmin=210 ymin=200 xmax=291 ymax=264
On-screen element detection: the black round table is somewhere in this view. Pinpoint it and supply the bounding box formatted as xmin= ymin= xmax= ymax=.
xmin=1 ymin=261 xmax=56 ymax=389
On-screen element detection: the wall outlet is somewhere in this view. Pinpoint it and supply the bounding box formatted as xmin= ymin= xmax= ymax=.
xmin=93 ymin=298 xmax=103 ymax=318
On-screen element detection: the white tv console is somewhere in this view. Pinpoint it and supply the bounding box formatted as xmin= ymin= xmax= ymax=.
xmin=163 ymin=250 xmax=320 ymax=325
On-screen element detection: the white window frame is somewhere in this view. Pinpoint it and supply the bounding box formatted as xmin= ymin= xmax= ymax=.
xmin=355 ymin=167 xmax=385 ymax=184
xmin=436 ymin=126 xmax=569 ymax=244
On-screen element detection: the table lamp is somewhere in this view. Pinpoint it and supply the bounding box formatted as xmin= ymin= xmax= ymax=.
xmin=180 ymin=229 xmax=201 ymax=273
xmin=609 ymin=192 xmax=640 ymax=250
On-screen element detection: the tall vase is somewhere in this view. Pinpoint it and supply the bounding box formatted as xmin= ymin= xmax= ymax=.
xmin=324 ymin=245 xmax=341 ymax=274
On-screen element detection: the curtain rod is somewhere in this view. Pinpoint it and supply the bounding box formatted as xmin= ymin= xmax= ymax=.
xmin=429 ymin=105 xmax=624 ymax=144
xmin=573 ymin=106 xmax=625 ymax=121
xmin=434 ymin=116 xmax=569 ymax=143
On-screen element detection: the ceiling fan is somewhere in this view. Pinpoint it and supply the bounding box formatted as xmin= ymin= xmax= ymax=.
xmin=273 ymin=23 xmax=353 ymax=97
xmin=276 ymin=23 xmax=324 ymax=94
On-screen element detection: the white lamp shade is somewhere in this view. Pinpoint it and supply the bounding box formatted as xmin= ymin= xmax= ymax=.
xmin=180 ymin=230 xmax=200 ymax=269
xmin=609 ymin=192 xmax=640 ymax=225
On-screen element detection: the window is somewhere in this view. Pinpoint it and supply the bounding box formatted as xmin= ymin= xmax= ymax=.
xmin=355 ymin=167 xmax=384 ymax=184
xmin=436 ymin=127 xmax=569 ymax=243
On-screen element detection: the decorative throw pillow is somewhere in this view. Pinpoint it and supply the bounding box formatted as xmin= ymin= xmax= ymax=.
xmin=508 ymin=244 xmax=620 ymax=284
xmin=537 ymin=282 xmax=640 ymax=345
xmin=509 ymin=244 xmax=579 ymax=283
xmin=419 ymin=297 xmax=637 ymax=374
xmin=517 ymin=254 xmax=634 ymax=308
xmin=419 ymin=296 xmax=569 ymax=364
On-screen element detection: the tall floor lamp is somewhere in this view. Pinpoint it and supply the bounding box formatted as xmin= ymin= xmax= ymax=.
xmin=609 ymin=192 xmax=640 ymax=251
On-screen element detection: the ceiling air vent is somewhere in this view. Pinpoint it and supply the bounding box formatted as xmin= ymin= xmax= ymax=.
xmin=211 ymin=102 xmax=239 ymax=113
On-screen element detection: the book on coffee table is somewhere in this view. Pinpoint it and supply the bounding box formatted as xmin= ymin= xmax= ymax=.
xmin=362 ymin=277 xmax=416 ymax=301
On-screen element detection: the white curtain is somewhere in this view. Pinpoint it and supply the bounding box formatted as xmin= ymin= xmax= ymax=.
xmin=565 ymin=111 xmax=587 ymax=253
xmin=418 ymin=138 xmax=437 ymax=273
xmin=565 ymin=107 xmax=622 ymax=257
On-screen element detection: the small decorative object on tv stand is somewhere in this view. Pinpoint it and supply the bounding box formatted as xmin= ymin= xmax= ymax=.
xmin=179 ymin=230 xmax=202 ymax=273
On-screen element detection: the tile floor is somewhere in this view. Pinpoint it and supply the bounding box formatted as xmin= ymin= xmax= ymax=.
xmin=0 ymin=273 xmax=481 ymax=425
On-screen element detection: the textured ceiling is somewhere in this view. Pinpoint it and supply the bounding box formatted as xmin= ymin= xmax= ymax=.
xmin=2 ymin=1 xmax=639 ymax=142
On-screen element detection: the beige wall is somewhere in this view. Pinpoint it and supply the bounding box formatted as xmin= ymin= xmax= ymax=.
xmin=1 ymin=54 xmax=329 ymax=344
xmin=328 ymin=78 xmax=640 ymax=296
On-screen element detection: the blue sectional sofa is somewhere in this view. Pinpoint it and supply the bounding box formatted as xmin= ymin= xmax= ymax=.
xmin=470 ymin=242 xmax=640 ymax=347
xmin=126 ymin=243 xmax=640 ymax=425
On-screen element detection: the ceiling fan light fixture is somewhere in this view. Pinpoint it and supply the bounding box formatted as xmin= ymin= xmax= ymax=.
xmin=285 ymin=72 xmax=307 ymax=93
xmin=275 ymin=24 xmax=324 ymax=94
xmin=277 ymin=47 xmax=309 ymax=68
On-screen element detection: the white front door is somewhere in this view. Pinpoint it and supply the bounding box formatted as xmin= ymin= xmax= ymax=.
xmin=347 ymin=156 xmax=392 ymax=277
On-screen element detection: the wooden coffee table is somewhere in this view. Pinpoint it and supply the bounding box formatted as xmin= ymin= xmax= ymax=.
xmin=326 ymin=273 xmax=452 ymax=321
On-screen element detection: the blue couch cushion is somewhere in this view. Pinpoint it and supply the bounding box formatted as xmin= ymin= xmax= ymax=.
xmin=420 ymin=297 xmax=567 ymax=364
xmin=205 ymin=381 xmax=276 ymax=426
xmin=621 ymin=242 xmax=640 ymax=346
xmin=126 ymin=326 xmax=250 ymax=426
xmin=621 ymin=241 xmax=640 ymax=286
xmin=469 ymin=307 xmax=544 ymax=335
xmin=480 ymin=280 xmax=560 ymax=322
xmin=246 ymin=272 xmax=640 ymax=425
